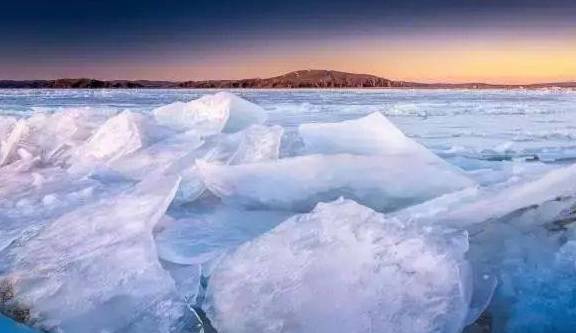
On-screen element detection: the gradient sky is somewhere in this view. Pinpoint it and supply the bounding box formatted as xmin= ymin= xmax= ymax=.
xmin=1 ymin=0 xmax=575 ymax=83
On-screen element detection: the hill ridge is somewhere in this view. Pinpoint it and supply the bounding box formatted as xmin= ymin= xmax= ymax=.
xmin=1 ymin=70 xmax=574 ymax=89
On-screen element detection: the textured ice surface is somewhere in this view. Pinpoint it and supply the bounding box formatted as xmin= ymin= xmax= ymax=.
xmin=199 ymin=153 xmax=473 ymax=211
xmin=0 ymin=176 xmax=182 ymax=333
xmin=206 ymin=199 xmax=472 ymax=333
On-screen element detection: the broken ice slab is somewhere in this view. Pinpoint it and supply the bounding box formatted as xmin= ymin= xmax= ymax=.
xmin=299 ymin=112 xmax=441 ymax=157
xmin=153 ymin=92 xmax=266 ymax=135
xmin=199 ymin=152 xmax=474 ymax=212
xmin=395 ymin=162 xmax=576 ymax=228
xmin=206 ymin=199 xmax=473 ymax=333
xmin=0 ymin=175 xmax=183 ymax=333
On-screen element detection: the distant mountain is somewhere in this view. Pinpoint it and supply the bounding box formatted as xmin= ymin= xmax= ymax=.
xmin=0 ymin=70 xmax=574 ymax=89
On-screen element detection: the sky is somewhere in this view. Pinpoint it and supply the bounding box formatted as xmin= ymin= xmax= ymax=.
xmin=1 ymin=0 xmax=575 ymax=83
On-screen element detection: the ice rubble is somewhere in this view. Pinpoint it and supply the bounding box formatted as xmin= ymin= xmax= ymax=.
xmin=0 ymin=165 xmax=128 ymax=254
xmin=206 ymin=199 xmax=473 ymax=333
xmin=198 ymin=111 xmax=473 ymax=212
xmin=2 ymin=91 xmax=576 ymax=332
xmin=0 ymin=92 xmax=280 ymax=332
xmin=105 ymin=124 xmax=284 ymax=204
xmin=0 ymin=109 xmax=108 ymax=167
xmin=0 ymin=176 xmax=182 ymax=333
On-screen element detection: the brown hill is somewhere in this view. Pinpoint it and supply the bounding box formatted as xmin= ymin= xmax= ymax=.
xmin=0 ymin=70 xmax=574 ymax=89
xmin=180 ymin=70 xmax=422 ymax=88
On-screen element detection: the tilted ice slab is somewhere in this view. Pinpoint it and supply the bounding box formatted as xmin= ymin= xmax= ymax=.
xmin=0 ymin=175 xmax=183 ymax=333
xmin=0 ymin=119 xmax=28 ymax=166
xmin=206 ymin=199 xmax=473 ymax=333
xmin=299 ymin=112 xmax=442 ymax=157
xmin=227 ymin=124 xmax=284 ymax=164
xmin=72 ymin=111 xmax=157 ymax=166
xmin=106 ymin=130 xmax=205 ymax=180
xmin=395 ymin=162 xmax=576 ymax=228
xmin=153 ymin=92 xmax=266 ymax=135
xmin=198 ymin=152 xmax=474 ymax=212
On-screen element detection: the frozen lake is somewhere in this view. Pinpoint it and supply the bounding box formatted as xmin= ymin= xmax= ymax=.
xmin=1 ymin=89 xmax=576 ymax=333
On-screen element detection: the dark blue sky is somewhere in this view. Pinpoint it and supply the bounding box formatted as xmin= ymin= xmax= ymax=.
xmin=1 ymin=0 xmax=575 ymax=81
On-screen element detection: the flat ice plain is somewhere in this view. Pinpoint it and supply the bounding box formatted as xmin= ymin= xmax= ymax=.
xmin=1 ymin=88 xmax=576 ymax=333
